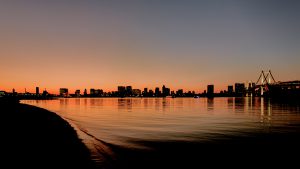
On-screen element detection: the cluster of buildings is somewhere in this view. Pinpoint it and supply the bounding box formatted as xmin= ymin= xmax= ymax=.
xmin=56 ymin=83 xmax=257 ymax=98
xmin=0 ymin=87 xmax=50 ymax=99
xmin=2 ymin=70 xmax=299 ymax=99
xmin=204 ymin=82 xmax=256 ymax=97
xmin=2 ymin=81 xmax=284 ymax=99
xmin=58 ymin=85 xmax=173 ymax=98
xmin=2 ymin=80 xmax=297 ymax=99
xmin=0 ymin=82 xmax=258 ymax=99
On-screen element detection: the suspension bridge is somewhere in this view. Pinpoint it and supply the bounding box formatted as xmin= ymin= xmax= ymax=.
xmin=251 ymin=70 xmax=300 ymax=97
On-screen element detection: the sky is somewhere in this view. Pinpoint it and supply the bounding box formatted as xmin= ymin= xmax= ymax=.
xmin=0 ymin=0 xmax=299 ymax=94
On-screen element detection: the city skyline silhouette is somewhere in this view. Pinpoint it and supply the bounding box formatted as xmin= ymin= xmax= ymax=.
xmin=1 ymin=1 xmax=300 ymax=169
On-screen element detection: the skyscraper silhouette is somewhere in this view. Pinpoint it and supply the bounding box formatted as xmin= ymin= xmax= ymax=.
xmin=36 ymin=87 xmax=39 ymax=96
xmin=207 ymin=85 xmax=214 ymax=97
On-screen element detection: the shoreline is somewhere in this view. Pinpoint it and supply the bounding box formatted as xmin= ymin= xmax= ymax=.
xmin=2 ymin=97 xmax=300 ymax=168
xmin=0 ymin=100 xmax=97 ymax=168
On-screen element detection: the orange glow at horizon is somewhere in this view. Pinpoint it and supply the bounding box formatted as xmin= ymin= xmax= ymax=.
xmin=1 ymin=1 xmax=299 ymax=93
xmin=1 ymin=84 xmax=231 ymax=95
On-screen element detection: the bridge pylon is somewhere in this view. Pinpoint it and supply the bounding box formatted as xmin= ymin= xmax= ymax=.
xmin=255 ymin=70 xmax=276 ymax=96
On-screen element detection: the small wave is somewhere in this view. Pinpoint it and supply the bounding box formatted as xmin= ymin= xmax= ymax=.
xmin=61 ymin=116 xmax=117 ymax=168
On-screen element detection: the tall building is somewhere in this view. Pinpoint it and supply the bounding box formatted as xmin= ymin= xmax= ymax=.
xmin=235 ymin=83 xmax=245 ymax=96
xmin=90 ymin=88 xmax=96 ymax=96
xmin=59 ymin=88 xmax=68 ymax=97
xmin=155 ymin=87 xmax=160 ymax=97
xmin=166 ymin=88 xmax=170 ymax=96
xmin=84 ymin=89 xmax=87 ymax=96
xmin=162 ymin=85 xmax=166 ymax=96
xmin=162 ymin=85 xmax=170 ymax=96
xmin=118 ymin=86 xmax=126 ymax=97
xmin=176 ymin=89 xmax=183 ymax=96
xmin=228 ymin=85 xmax=233 ymax=94
xmin=207 ymin=85 xmax=214 ymax=97
xmin=126 ymin=86 xmax=133 ymax=96
xmin=36 ymin=87 xmax=39 ymax=95
xmin=143 ymin=88 xmax=148 ymax=96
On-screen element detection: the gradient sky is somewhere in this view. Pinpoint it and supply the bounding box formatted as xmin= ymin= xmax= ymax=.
xmin=1 ymin=0 xmax=299 ymax=94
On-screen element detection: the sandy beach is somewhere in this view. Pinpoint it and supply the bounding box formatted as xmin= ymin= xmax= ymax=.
xmin=0 ymin=98 xmax=96 ymax=168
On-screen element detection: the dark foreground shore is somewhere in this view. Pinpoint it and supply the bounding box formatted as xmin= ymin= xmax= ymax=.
xmin=2 ymin=97 xmax=300 ymax=168
xmin=0 ymin=98 xmax=96 ymax=168
xmin=108 ymin=131 xmax=300 ymax=168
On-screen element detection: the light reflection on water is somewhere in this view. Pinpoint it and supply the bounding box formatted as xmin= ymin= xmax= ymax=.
xmin=22 ymin=97 xmax=300 ymax=148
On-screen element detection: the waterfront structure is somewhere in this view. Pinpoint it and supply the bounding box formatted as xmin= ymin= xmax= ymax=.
xmin=132 ymin=89 xmax=141 ymax=96
xmin=176 ymin=89 xmax=183 ymax=96
xmin=247 ymin=82 xmax=255 ymax=89
xmin=126 ymin=86 xmax=133 ymax=96
xmin=118 ymin=86 xmax=126 ymax=97
xmin=162 ymin=85 xmax=170 ymax=96
xmin=75 ymin=90 xmax=80 ymax=97
xmin=162 ymin=85 xmax=166 ymax=96
xmin=155 ymin=87 xmax=160 ymax=97
xmin=4 ymin=70 xmax=299 ymax=99
xmin=149 ymin=89 xmax=154 ymax=97
xmin=253 ymin=70 xmax=300 ymax=98
xmin=89 ymin=88 xmax=103 ymax=97
xmin=95 ymin=89 xmax=103 ymax=96
xmin=228 ymin=86 xmax=233 ymax=94
xmin=143 ymin=88 xmax=148 ymax=96
xmin=0 ymin=91 xmax=6 ymax=96
xmin=84 ymin=89 xmax=87 ymax=96
xmin=235 ymin=83 xmax=245 ymax=96
xmin=36 ymin=87 xmax=39 ymax=96
xmin=90 ymin=88 xmax=95 ymax=96
xmin=42 ymin=89 xmax=49 ymax=97
xmin=59 ymin=88 xmax=68 ymax=97
xmin=207 ymin=85 xmax=214 ymax=97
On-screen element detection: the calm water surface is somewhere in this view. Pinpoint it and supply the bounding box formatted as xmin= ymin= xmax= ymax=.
xmin=22 ymin=97 xmax=300 ymax=148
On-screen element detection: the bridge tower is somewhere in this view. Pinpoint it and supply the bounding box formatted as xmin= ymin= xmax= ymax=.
xmin=255 ymin=70 xmax=276 ymax=96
